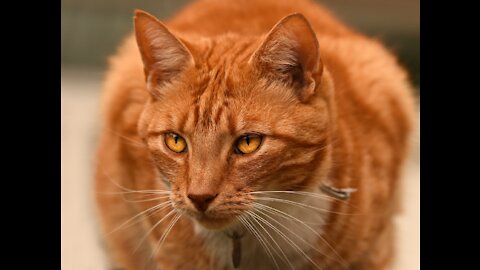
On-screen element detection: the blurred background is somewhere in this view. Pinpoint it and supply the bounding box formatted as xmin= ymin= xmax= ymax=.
xmin=61 ymin=0 xmax=419 ymax=269
xmin=61 ymin=0 xmax=419 ymax=86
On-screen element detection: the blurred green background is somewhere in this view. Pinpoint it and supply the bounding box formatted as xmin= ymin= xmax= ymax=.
xmin=61 ymin=0 xmax=419 ymax=86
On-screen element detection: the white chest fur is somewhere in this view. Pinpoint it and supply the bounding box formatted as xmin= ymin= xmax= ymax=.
xmin=194 ymin=191 xmax=332 ymax=270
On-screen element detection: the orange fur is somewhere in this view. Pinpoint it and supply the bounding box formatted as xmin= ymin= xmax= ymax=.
xmin=95 ymin=0 xmax=416 ymax=269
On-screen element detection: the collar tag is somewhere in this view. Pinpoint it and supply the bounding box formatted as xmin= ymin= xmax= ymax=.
xmin=320 ymin=184 xmax=357 ymax=200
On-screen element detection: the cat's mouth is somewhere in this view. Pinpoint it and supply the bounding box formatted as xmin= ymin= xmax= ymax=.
xmin=197 ymin=217 xmax=233 ymax=230
xmin=185 ymin=211 xmax=240 ymax=230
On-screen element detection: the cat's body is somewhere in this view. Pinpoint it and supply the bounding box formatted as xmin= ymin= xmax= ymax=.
xmin=95 ymin=0 xmax=416 ymax=269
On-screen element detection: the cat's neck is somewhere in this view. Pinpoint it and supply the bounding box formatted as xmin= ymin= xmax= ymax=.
xmin=193 ymin=187 xmax=332 ymax=270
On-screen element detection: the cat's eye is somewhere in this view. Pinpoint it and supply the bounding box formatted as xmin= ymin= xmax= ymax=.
xmin=164 ymin=133 xmax=187 ymax=153
xmin=235 ymin=134 xmax=263 ymax=154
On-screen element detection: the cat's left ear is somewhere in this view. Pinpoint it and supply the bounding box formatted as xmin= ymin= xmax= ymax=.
xmin=134 ymin=10 xmax=194 ymax=88
xmin=249 ymin=13 xmax=322 ymax=101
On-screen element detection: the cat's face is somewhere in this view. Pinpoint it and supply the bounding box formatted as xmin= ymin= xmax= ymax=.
xmin=135 ymin=11 xmax=334 ymax=230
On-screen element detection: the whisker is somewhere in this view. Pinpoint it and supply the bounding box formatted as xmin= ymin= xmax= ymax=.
xmin=249 ymin=190 xmax=353 ymax=205
xmin=107 ymin=201 xmax=171 ymax=236
xmin=122 ymin=195 xmax=171 ymax=203
xmin=254 ymin=197 xmax=359 ymax=216
xmin=254 ymin=202 xmax=348 ymax=268
xmin=246 ymin=212 xmax=286 ymax=267
xmin=253 ymin=204 xmax=342 ymax=266
xmin=248 ymin=210 xmax=324 ymax=270
xmin=98 ymin=190 xmax=172 ymax=195
xmin=246 ymin=211 xmax=295 ymax=270
xmin=238 ymin=215 xmax=280 ymax=270
xmin=150 ymin=213 xmax=182 ymax=259
xmin=100 ymin=168 xmax=171 ymax=194
xmin=133 ymin=208 xmax=176 ymax=253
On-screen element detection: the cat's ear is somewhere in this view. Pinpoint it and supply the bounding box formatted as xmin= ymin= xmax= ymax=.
xmin=134 ymin=10 xmax=194 ymax=86
xmin=249 ymin=13 xmax=322 ymax=100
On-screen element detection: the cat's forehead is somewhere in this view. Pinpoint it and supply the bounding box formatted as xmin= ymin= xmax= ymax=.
xmin=186 ymin=34 xmax=260 ymax=66
xmin=151 ymin=69 xmax=288 ymax=138
xmin=160 ymin=77 xmax=271 ymax=134
xmin=150 ymin=35 xmax=300 ymax=135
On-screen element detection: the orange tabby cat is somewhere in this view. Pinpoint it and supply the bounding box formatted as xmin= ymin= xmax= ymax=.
xmin=95 ymin=0 xmax=416 ymax=269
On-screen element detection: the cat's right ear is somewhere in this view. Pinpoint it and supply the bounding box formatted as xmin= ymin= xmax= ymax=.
xmin=134 ymin=10 xmax=194 ymax=88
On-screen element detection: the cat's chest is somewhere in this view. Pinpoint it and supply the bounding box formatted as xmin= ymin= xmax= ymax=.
xmin=193 ymin=194 xmax=331 ymax=270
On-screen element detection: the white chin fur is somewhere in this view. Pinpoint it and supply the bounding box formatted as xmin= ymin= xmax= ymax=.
xmin=193 ymin=190 xmax=331 ymax=270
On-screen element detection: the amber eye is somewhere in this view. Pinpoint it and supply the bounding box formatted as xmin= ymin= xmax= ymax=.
xmin=164 ymin=133 xmax=187 ymax=153
xmin=235 ymin=134 xmax=262 ymax=154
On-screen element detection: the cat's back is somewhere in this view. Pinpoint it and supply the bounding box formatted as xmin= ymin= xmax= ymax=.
xmin=166 ymin=0 xmax=352 ymax=37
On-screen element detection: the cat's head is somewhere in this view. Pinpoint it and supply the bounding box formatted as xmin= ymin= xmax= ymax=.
xmin=134 ymin=10 xmax=334 ymax=230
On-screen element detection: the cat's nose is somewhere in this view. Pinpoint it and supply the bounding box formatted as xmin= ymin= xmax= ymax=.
xmin=187 ymin=193 xmax=218 ymax=212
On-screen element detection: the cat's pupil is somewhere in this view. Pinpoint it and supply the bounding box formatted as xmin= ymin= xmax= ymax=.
xmin=174 ymin=135 xmax=178 ymax=144
xmin=245 ymin=136 xmax=250 ymax=145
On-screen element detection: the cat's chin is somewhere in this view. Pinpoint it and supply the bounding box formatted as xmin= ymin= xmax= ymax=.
xmin=194 ymin=216 xmax=236 ymax=230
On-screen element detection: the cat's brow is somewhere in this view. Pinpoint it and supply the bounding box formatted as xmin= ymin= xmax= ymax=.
xmin=269 ymin=134 xmax=327 ymax=148
xmin=146 ymin=131 xmax=164 ymax=138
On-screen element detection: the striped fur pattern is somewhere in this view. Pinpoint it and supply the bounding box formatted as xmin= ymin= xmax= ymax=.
xmin=94 ymin=0 xmax=416 ymax=269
